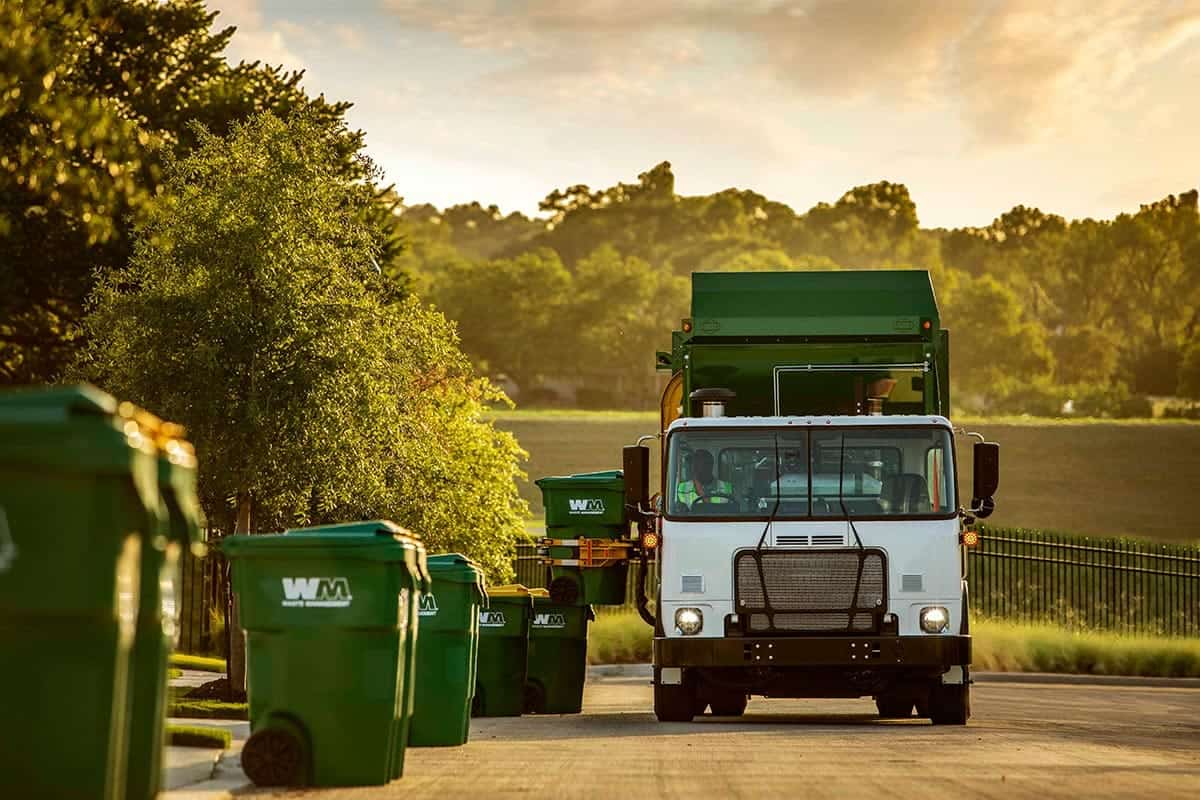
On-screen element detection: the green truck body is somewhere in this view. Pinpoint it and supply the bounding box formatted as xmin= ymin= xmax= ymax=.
xmin=656 ymin=270 xmax=950 ymax=419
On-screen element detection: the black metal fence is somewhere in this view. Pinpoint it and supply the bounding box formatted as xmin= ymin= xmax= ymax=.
xmin=970 ymin=527 xmax=1200 ymax=637
xmin=177 ymin=542 xmax=227 ymax=655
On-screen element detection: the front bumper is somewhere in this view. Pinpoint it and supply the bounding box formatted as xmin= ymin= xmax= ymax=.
xmin=654 ymin=634 xmax=970 ymax=669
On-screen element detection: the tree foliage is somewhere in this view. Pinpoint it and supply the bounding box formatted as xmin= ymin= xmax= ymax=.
xmin=0 ymin=0 xmax=397 ymax=385
xmin=395 ymin=163 xmax=1199 ymax=417
xmin=77 ymin=112 xmax=526 ymax=579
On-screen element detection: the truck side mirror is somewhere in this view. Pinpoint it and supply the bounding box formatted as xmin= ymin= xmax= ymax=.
xmin=623 ymin=444 xmax=650 ymax=518
xmin=972 ymin=441 xmax=1000 ymax=517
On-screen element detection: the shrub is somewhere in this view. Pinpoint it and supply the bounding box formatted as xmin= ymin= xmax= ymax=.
xmin=166 ymin=725 xmax=233 ymax=749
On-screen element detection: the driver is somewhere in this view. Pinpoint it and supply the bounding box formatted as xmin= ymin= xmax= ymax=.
xmin=770 ymin=448 xmax=807 ymax=494
xmin=676 ymin=449 xmax=734 ymax=510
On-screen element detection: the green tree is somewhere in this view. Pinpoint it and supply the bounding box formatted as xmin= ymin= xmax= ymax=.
xmin=78 ymin=110 xmax=525 ymax=558
xmin=942 ymin=273 xmax=1054 ymax=395
xmin=424 ymin=249 xmax=573 ymax=390
xmin=1178 ymin=339 xmax=1200 ymax=400
xmin=78 ymin=112 xmax=527 ymax=689
xmin=1 ymin=0 xmax=393 ymax=384
xmin=568 ymin=246 xmax=688 ymax=406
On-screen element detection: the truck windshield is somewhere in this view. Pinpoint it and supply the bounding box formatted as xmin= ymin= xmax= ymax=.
xmin=665 ymin=426 xmax=956 ymax=520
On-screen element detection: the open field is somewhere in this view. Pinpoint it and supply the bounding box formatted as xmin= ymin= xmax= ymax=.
xmin=243 ymin=675 xmax=1200 ymax=800
xmin=490 ymin=410 xmax=1200 ymax=543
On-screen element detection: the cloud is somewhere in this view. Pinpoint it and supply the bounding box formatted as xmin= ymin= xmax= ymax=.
xmin=381 ymin=0 xmax=1200 ymax=148
xmin=954 ymin=0 xmax=1200 ymax=145
xmin=208 ymin=0 xmax=306 ymax=70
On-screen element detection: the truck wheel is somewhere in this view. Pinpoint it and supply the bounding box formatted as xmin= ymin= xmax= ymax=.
xmin=708 ymin=690 xmax=748 ymax=717
xmin=654 ymin=682 xmax=696 ymax=722
xmin=875 ymin=694 xmax=915 ymax=719
xmin=928 ymin=683 xmax=970 ymax=725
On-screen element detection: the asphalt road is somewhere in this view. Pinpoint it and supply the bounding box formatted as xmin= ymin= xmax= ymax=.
xmin=243 ymin=675 xmax=1200 ymax=799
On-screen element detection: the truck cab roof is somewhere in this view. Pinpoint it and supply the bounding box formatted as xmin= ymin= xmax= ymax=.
xmin=666 ymin=415 xmax=954 ymax=433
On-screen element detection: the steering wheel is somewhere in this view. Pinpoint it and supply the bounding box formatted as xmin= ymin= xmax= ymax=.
xmin=693 ymin=492 xmax=737 ymax=507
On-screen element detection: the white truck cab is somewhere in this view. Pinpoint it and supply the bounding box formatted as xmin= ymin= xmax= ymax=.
xmin=651 ymin=414 xmax=975 ymax=724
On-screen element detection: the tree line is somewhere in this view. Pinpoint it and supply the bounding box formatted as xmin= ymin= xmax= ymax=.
xmin=396 ymin=163 xmax=1200 ymax=417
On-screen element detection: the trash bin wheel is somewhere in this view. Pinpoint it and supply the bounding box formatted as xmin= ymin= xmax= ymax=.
xmin=242 ymin=727 xmax=305 ymax=787
xmin=524 ymin=681 xmax=547 ymax=714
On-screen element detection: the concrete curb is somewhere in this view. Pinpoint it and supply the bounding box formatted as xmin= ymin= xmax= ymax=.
xmin=973 ymin=671 xmax=1200 ymax=689
xmin=163 ymin=749 xmax=220 ymax=791
xmin=162 ymin=748 xmax=249 ymax=800
xmin=586 ymin=663 xmax=1200 ymax=689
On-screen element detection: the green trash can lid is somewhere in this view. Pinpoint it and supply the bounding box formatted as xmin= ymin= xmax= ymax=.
xmin=427 ymin=552 xmax=483 ymax=580
xmin=284 ymin=520 xmax=414 ymax=538
xmin=534 ymin=469 xmax=624 ymax=490
xmin=427 ymin=552 xmax=488 ymax=603
xmin=0 ymin=383 xmax=117 ymax=421
xmin=222 ymin=528 xmax=417 ymax=562
xmin=285 ymin=521 xmax=430 ymax=589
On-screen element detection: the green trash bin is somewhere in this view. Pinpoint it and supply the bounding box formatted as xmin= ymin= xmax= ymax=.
xmin=126 ymin=424 xmax=207 ymax=800
xmin=473 ymin=584 xmax=534 ymax=717
xmin=0 ymin=385 xmax=160 ymax=800
xmin=409 ymin=553 xmax=487 ymax=746
xmin=223 ymin=521 xmax=424 ymax=787
xmin=524 ymin=590 xmax=594 ymax=715
xmin=285 ymin=521 xmax=428 ymax=781
xmin=536 ymin=470 xmax=629 ymax=606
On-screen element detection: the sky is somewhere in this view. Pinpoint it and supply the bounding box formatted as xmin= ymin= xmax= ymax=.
xmin=208 ymin=0 xmax=1200 ymax=229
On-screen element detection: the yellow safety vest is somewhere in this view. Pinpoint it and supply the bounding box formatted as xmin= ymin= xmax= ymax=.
xmin=676 ymin=479 xmax=734 ymax=508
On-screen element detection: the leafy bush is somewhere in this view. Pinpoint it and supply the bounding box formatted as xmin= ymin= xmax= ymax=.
xmin=169 ymin=654 xmax=226 ymax=673
xmin=167 ymin=700 xmax=248 ymax=720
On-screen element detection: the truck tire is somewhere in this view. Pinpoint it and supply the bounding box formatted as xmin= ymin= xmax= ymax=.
xmin=654 ymin=682 xmax=696 ymax=722
xmin=928 ymin=683 xmax=970 ymax=725
xmin=875 ymin=694 xmax=915 ymax=719
xmin=708 ymin=690 xmax=748 ymax=717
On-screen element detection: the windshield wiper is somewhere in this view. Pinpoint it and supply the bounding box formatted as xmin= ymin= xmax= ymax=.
xmin=755 ymin=433 xmax=782 ymax=553
xmin=839 ymin=433 xmax=866 ymax=551
xmin=750 ymin=433 xmax=782 ymax=618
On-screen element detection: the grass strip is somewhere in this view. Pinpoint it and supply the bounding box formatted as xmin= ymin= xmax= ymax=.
xmin=170 ymin=653 xmax=226 ymax=673
xmin=166 ymin=724 xmax=233 ymax=749
xmin=168 ymin=699 xmax=248 ymax=720
xmin=972 ymin=619 xmax=1200 ymax=677
xmin=587 ymin=611 xmax=1200 ymax=677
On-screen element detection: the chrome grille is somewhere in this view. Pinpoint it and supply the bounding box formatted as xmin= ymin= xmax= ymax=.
xmin=735 ymin=549 xmax=886 ymax=634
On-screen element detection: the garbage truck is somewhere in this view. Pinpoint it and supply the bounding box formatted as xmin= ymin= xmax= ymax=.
xmin=543 ymin=270 xmax=999 ymax=725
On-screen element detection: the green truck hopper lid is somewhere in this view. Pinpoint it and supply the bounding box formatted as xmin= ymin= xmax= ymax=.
xmin=690 ymin=270 xmax=940 ymax=339
xmin=534 ymin=469 xmax=623 ymax=490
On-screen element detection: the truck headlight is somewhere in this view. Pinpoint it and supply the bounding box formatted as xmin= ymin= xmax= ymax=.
xmin=920 ymin=606 xmax=949 ymax=634
xmin=674 ymin=607 xmax=703 ymax=636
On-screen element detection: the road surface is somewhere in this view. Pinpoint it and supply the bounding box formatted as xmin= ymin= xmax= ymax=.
xmin=243 ymin=675 xmax=1200 ymax=799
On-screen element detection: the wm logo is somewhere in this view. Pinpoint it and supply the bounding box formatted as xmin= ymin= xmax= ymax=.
xmin=281 ymin=577 xmax=352 ymax=608
xmin=533 ymin=612 xmax=567 ymax=629
xmin=567 ymin=498 xmax=605 ymax=515
xmin=479 ymin=610 xmax=507 ymax=628
xmin=419 ymin=593 xmax=439 ymax=617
